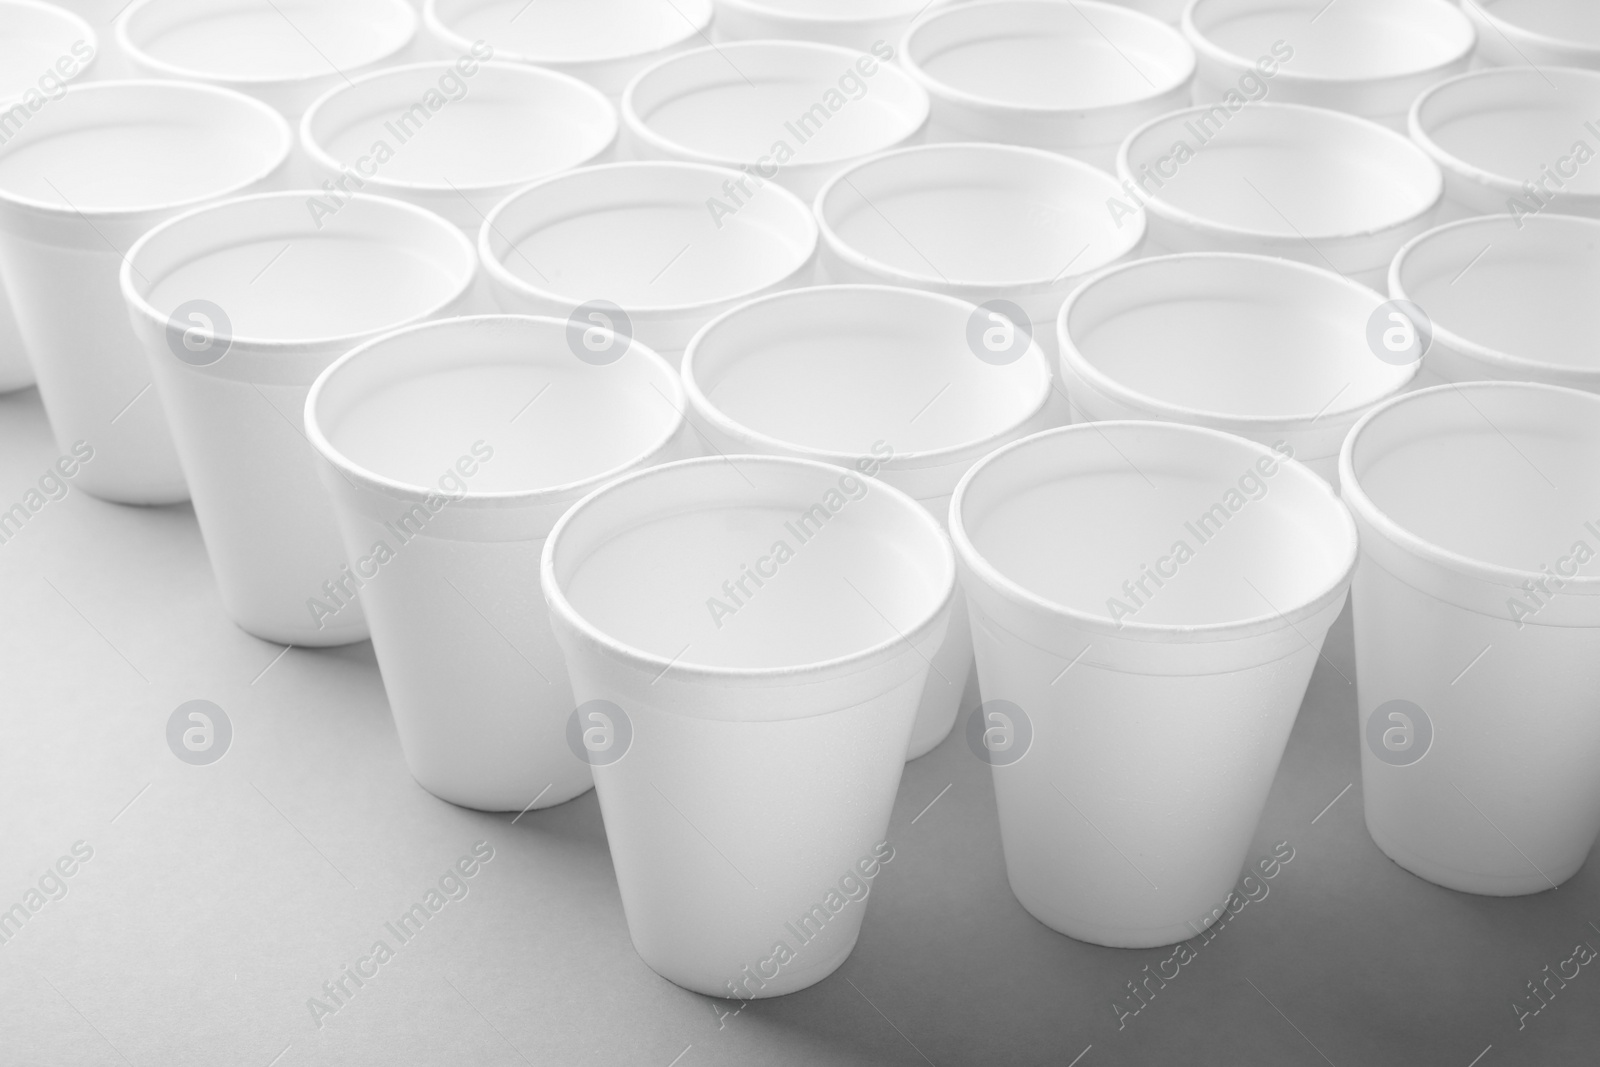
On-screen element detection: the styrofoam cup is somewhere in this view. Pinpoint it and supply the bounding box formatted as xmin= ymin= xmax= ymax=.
xmin=121 ymin=192 xmax=474 ymax=644
xmin=1184 ymin=0 xmax=1474 ymax=131
xmin=542 ymin=454 xmax=954 ymax=995
xmin=1390 ymin=213 xmax=1600 ymax=392
xmin=1059 ymin=253 xmax=1418 ymax=484
xmin=1461 ymin=0 xmax=1600 ymax=70
xmin=117 ymin=0 xmax=418 ymax=122
xmin=951 ymin=422 xmax=1356 ymax=947
xmin=0 ymin=0 xmax=98 ymax=393
xmin=1410 ymin=66 xmax=1600 ymax=221
xmin=622 ymin=41 xmax=929 ymax=202
xmin=480 ymin=161 xmax=817 ymax=366
xmin=1118 ymin=102 xmax=1442 ymax=289
xmin=1341 ymin=381 xmax=1600 ymax=895
xmin=307 ymin=315 xmax=689 ymax=811
xmin=710 ymin=0 xmax=945 ymax=50
xmin=901 ymin=0 xmax=1194 ymax=170
xmin=424 ymin=0 xmax=711 ymax=101
xmin=0 ymin=81 xmax=290 ymax=504
xmin=683 ymin=285 xmax=1056 ymax=759
xmin=815 ymin=142 xmax=1144 ymax=356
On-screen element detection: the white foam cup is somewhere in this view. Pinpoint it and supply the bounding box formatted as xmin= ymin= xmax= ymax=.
xmin=1340 ymin=381 xmax=1600 ymax=895
xmin=1461 ymin=0 xmax=1600 ymax=70
xmin=424 ymin=0 xmax=712 ymax=102
xmin=306 ymin=315 xmax=689 ymax=811
xmin=1184 ymin=0 xmax=1474 ymax=131
xmin=480 ymin=161 xmax=817 ymax=367
xmin=121 ymin=192 xmax=474 ymax=644
xmin=710 ymin=0 xmax=944 ymax=49
xmin=901 ymin=0 xmax=1194 ymax=170
xmin=621 ymin=41 xmax=929 ymax=202
xmin=0 ymin=81 xmax=290 ymax=504
xmin=950 ymin=422 xmax=1356 ymax=947
xmin=1059 ymin=253 xmax=1417 ymax=485
xmin=0 ymin=0 xmax=98 ymax=393
xmin=1410 ymin=67 xmax=1600 ymax=221
xmin=541 ymin=454 xmax=954 ymax=995
xmin=682 ymin=285 xmax=1056 ymax=759
xmin=1390 ymin=213 xmax=1600 ymax=392
xmin=815 ymin=143 xmax=1144 ymax=358
xmin=1118 ymin=102 xmax=1442 ymax=289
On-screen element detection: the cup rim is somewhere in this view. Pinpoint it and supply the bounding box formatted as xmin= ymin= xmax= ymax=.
xmin=814 ymin=140 xmax=1145 ymax=292
xmin=1388 ymin=212 xmax=1600 ymax=381
xmin=298 ymin=59 xmax=619 ymax=198
xmin=541 ymin=452 xmax=957 ymax=683
xmin=116 ymin=0 xmax=418 ymax=90
xmin=304 ymin=313 xmax=687 ymax=505
xmin=0 ymin=0 xmax=97 ymax=107
xmin=1116 ymin=101 xmax=1444 ymax=243
xmin=1058 ymin=251 xmax=1419 ymax=427
xmin=1338 ymin=379 xmax=1600 ymax=589
xmin=1460 ymin=0 xmax=1600 ymax=60
xmin=478 ymin=159 xmax=818 ymax=316
xmin=424 ymin=0 xmax=713 ymax=68
xmin=0 ymin=80 xmax=293 ymax=220
xmin=682 ymin=283 xmax=1054 ymax=468
xmin=950 ymin=420 xmax=1359 ymax=640
xmin=620 ymin=39 xmax=929 ymax=172
xmin=1182 ymin=0 xmax=1476 ymax=88
xmin=120 ymin=190 xmax=476 ymax=354
xmin=713 ymin=0 xmax=930 ymax=29
xmin=900 ymin=0 xmax=1194 ymax=116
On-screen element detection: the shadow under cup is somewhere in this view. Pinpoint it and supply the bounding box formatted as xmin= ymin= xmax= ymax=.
xmin=304 ymin=315 xmax=688 ymax=812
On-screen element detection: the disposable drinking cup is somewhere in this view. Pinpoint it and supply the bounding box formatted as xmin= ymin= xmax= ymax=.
xmin=901 ymin=0 xmax=1194 ymax=170
xmin=542 ymin=454 xmax=954 ymax=995
xmin=815 ymin=143 xmax=1143 ymax=357
xmin=1389 ymin=213 xmax=1600 ymax=392
xmin=117 ymin=0 xmax=418 ymax=122
xmin=621 ymin=41 xmax=929 ymax=202
xmin=306 ymin=315 xmax=689 ymax=811
xmin=480 ymin=161 xmax=817 ymax=366
xmin=1118 ymin=102 xmax=1442 ymax=289
xmin=1461 ymin=0 xmax=1600 ymax=70
xmin=121 ymin=192 xmax=475 ymax=645
xmin=0 ymin=0 xmax=97 ymax=393
xmin=0 ymin=81 xmax=290 ymax=504
xmin=682 ymin=285 xmax=1055 ymax=758
xmin=710 ymin=0 xmax=945 ymax=50
xmin=1059 ymin=253 xmax=1417 ymax=484
xmin=950 ymin=422 xmax=1356 ymax=947
xmin=301 ymin=61 xmax=617 ymax=233
xmin=424 ymin=0 xmax=712 ymax=101
xmin=1340 ymin=382 xmax=1600 ymax=895
xmin=1184 ymin=0 xmax=1474 ymax=131
xmin=1410 ymin=67 xmax=1600 ymax=221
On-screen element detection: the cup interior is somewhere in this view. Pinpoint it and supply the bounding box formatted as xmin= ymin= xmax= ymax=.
xmin=0 ymin=1 xmax=95 ymax=102
xmin=429 ymin=0 xmax=711 ymax=64
xmin=1475 ymin=0 xmax=1600 ymax=48
xmin=0 ymin=82 xmax=289 ymax=214
xmin=548 ymin=457 xmax=953 ymax=672
xmin=1415 ymin=67 xmax=1600 ymax=197
xmin=1124 ymin=104 xmax=1440 ymax=239
xmin=310 ymin=316 xmax=683 ymax=498
xmin=688 ymin=286 xmax=1051 ymax=466
xmin=955 ymin=423 xmax=1354 ymax=629
xmin=818 ymin=144 xmax=1138 ymax=287
xmin=627 ymin=42 xmax=926 ymax=167
xmin=1394 ymin=214 xmax=1600 ymax=374
xmin=122 ymin=0 xmax=414 ymax=81
xmin=1064 ymin=255 xmax=1412 ymax=421
xmin=1345 ymin=383 xmax=1600 ymax=573
xmin=717 ymin=0 xmax=928 ymax=18
xmin=1189 ymin=0 xmax=1472 ymax=79
xmin=483 ymin=162 xmax=815 ymax=311
xmin=305 ymin=62 xmax=617 ymax=192
xmin=907 ymin=0 xmax=1192 ymax=109
xmin=127 ymin=192 xmax=473 ymax=344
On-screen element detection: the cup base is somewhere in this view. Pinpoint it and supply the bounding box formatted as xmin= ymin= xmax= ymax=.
xmin=645 ymin=924 xmax=861 ymax=999
xmin=412 ymin=772 xmax=594 ymax=815
xmin=233 ymin=616 xmax=369 ymax=649
xmin=1366 ymin=812 xmax=1580 ymax=897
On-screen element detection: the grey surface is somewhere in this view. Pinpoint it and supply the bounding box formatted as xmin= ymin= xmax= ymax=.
xmin=0 ymin=383 xmax=1594 ymax=1067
